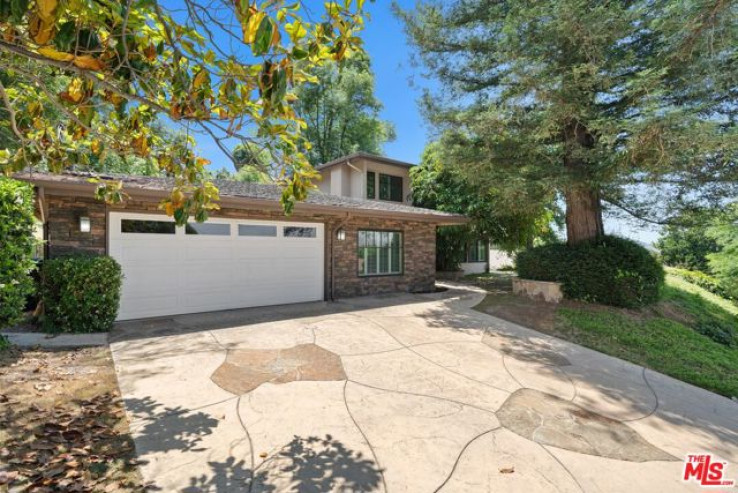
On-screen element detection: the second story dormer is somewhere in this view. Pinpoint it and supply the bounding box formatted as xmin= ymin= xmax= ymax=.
xmin=316 ymin=152 xmax=413 ymax=204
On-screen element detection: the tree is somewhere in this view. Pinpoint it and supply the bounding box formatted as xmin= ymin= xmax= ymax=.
xmin=707 ymin=204 xmax=738 ymax=299
xmin=656 ymin=211 xmax=721 ymax=273
xmin=294 ymin=55 xmax=395 ymax=167
xmin=411 ymin=141 xmax=557 ymax=270
xmin=396 ymin=1 xmax=738 ymax=245
xmin=230 ymin=141 xmax=272 ymax=182
xmin=0 ymin=0 xmax=371 ymax=224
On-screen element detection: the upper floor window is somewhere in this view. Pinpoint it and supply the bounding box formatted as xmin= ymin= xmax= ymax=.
xmin=467 ymin=240 xmax=488 ymax=263
xmin=367 ymin=171 xmax=376 ymax=199
xmin=379 ymin=173 xmax=403 ymax=202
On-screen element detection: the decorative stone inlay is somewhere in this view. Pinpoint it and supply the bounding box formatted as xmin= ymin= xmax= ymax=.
xmin=482 ymin=332 xmax=571 ymax=366
xmin=497 ymin=389 xmax=676 ymax=462
xmin=211 ymin=344 xmax=346 ymax=395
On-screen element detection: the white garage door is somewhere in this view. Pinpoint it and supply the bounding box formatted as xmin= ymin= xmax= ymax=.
xmin=108 ymin=212 xmax=325 ymax=320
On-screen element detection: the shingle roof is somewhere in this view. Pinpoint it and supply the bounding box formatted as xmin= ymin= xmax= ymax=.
xmin=315 ymin=152 xmax=416 ymax=171
xmin=18 ymin=171 xmax=466 ymax=223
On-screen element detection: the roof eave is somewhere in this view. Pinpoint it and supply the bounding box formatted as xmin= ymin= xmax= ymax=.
xmin=21 ymin=177 xmax=468 ymax=225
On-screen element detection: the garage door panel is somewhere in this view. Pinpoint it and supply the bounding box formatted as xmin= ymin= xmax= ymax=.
xmin=183 ymin=242 xmax=234 ymax=260
xmin=116 ymin=244 xmax=180 ymax=263
xmin=109 ymin=213 xmax=324 ymax=320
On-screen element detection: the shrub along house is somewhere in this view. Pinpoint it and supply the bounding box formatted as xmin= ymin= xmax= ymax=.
xmin=19 ymin=170 xmax=466 ymax=321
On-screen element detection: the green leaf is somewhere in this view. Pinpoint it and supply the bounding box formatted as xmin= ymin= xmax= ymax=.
xmin=9 ymin=0 xmax=28 ymax=23
xmin=53 ymin=21 xmax=76 ymax=52
xmin=253 ymin=16 xmax=273 ymax=56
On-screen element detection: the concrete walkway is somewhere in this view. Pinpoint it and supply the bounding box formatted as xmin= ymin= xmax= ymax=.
xmin=109 ymin=286 xmax=738 ymax=492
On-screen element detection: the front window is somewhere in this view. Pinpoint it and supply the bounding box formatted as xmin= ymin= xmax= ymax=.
xmin=358 ymin=230 xmax=403 ymax=276
xmin=466 ymin=240 xmax=488 ymax=263
xmin=284 ymin=226 xmax=317 ymax=238
xmin=366 ymin=171 xmax=376 ymax=199
xmin=379 ymin=174 xmax=403 ymax=202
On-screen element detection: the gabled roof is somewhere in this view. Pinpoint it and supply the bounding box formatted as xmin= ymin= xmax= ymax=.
xmin=315 ymin=152 xmax=416 ymax=171
xmin=18 ymin=171 xmax=466 ymax=224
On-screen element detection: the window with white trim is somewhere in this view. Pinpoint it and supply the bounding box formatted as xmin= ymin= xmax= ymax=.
xmin=358 ymin=230 xmax=403 ymax=276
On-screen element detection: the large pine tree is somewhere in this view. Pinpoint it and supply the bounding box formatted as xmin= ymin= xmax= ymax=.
xmin=396 ymin=0 xmax=738 ymax=244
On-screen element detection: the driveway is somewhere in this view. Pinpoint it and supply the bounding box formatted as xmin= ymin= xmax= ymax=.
xmin=110 ymin=286 xmax=738 ymax=492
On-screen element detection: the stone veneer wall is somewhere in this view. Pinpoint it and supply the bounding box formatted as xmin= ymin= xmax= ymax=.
xmin=43 ymin=193 xmax=436 ymax=299
xmin=327 ymin=217 xmax=436 ymax=298
xmin=45 ymin=195 xmax=107 ymax=257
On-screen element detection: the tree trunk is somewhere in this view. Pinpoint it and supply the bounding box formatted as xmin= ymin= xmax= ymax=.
xmin=565 ymin=186 xmax=604 ymax=245
xmin=563 ymin=119 xmax=604 ymax=245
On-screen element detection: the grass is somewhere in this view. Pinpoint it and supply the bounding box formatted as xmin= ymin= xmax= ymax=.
xmin=472 ymin=272 xmax=738 ymax=399
xmin=557 ymin=275 xmax=738 ymax=398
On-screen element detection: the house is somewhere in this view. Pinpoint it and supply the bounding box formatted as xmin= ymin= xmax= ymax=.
xmin=315 ymin=152 xmax=413 ymax=203
xmin=20 ymin=170 xmax=465 ymax=321
xmin=314 ymin=153 xmax=512 ymax=275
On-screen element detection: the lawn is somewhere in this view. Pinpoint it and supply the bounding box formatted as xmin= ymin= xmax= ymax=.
xmin=471 ymin=273 xmax=738 ymax=399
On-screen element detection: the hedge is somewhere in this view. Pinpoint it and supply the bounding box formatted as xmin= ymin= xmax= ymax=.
xmin=41 ymin=256 xmax=123 ymax=333
xmin=0 ymin=178 xmax=37 ymax=328
xmin=516 ymin=236 xmax=665 ymax=308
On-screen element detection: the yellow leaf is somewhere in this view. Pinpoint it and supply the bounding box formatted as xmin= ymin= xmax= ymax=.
xmin=37 ymin=0 xmax=58 ymax=21
xmin=193 ymin=69 xmax=208 ymax=90
xmin=72 ymin=55 xmax=105 ymax=71
xmin=38 ymin=46 xmax=73 ymax=62
xmin=243 ymin=11 xmax=265 ymax=44
xmin=30 ymin=16 xmax=55 ymax=45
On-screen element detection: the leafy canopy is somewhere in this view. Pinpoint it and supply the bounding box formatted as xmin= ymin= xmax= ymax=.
xmin=707 ymin=203 xmax=738 ymax=300
xmin=396 ymin=0 xmax=738 ymax=230
xmin=294 ymin=55 xmax=395 ymax=167
xmin=411 ymin=141 xmax=557 ymax=253
xmin=656 ymin=210 xmax=721 ymax=273
xmin=0 ymin=0 xmax=371 ymax=224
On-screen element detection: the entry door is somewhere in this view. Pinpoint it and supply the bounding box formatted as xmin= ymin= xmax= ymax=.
xmin=108 ymin=212 xmax=324 ymax=320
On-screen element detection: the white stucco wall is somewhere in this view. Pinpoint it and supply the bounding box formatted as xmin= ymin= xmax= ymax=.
xmin=489 ymin=248 xmax=514 ymax=270
xmin=460 ymin=262 xmax=487 ymax=275
xmin=317 ymin=156 xmax=414 ymax=203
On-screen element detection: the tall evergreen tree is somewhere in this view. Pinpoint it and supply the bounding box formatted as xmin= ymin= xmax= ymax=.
xmin=294 ymin=56 xmax=395 ymax=167
xmin=396 ymin=0 xmax=738 ymax=244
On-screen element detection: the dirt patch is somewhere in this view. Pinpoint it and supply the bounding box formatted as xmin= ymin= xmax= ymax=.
xmin=473 ymin=292 xmax=558 ymax=333
xmin=653 ymin=301 xmax=697 ymax=326
xmin=0 ymin=346 xmax=146 ymax=491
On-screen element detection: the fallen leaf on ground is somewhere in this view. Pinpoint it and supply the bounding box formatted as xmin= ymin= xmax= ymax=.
xmin=499 ymin=466 xmax=515 ymax=474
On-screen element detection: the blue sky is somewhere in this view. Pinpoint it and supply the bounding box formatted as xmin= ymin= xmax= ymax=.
xmin=192 ymin=2 xmax=661 ymax=245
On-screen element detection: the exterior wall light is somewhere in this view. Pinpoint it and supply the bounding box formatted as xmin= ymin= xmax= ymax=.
xmin=79 ymin=216 xmax=91 ymax=233
xmin=336 ymin=228 xmax=346 ymax=241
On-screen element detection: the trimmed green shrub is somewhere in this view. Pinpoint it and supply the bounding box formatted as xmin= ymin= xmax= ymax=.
xmin=0 ymin=178 xmax=37 ymax=328
xmin=667 ymin=267 xmax=733 ymax=301
xmin=41 ymin=256 xmax=123 ymax=333
xmin=516 ymin=236 xmax=665 ymax=308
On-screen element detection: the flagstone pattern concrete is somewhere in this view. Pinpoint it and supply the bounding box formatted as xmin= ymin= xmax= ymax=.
xmin=109 ymin=285 xmax=738 ymax=492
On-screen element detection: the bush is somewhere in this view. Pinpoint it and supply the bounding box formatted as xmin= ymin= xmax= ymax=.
xmin=41 ymin=256 xmax=123 ymax=333
xmin=516 ymin=236 xmax=665 ymax=308
xmin=667 ymin=267 xmax=733 ymax=301
xmin=0 ymin=178 xmax=37 ymax=328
